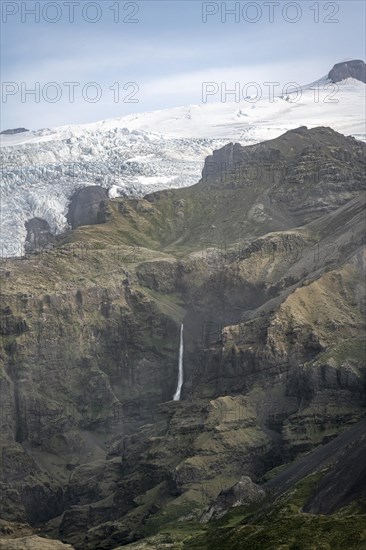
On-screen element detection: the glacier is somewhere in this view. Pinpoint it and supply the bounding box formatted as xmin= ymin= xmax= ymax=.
xmin=0 ymin=77 xmax=365 ymax=257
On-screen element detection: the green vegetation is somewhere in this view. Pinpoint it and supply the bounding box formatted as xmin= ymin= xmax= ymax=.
xmin=186 ymin=474 xmax=366 ymax=550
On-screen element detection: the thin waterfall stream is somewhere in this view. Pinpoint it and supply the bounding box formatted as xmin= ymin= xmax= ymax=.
xmin=173 ymin=324 xmax=184 ymax=401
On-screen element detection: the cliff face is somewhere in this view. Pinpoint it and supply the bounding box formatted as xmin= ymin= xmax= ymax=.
xmin=0 ymin=127 xmax=365 ymax=548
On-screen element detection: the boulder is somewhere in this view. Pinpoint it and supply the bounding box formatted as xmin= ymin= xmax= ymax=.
xmin=200 ymin=476 xmax=265 ymax=522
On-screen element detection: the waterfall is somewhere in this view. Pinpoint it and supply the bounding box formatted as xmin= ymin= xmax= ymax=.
xmin=173 ymin=324 xmax=184 ymax=401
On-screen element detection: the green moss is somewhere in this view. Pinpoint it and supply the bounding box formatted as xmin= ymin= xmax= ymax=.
xmin=143 ymin=289 xmax=186 ymax=323
xmin=142 ymin=501 xmax=201 ymax=538
xmin=259 ymin=462 xmax=292 ymax=483
xmin=180 ymin=473 xmax=366 ymax=550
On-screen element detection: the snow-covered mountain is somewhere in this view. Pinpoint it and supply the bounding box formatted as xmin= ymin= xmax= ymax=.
xmin=1 ymin=70 xmax=365 ymax=257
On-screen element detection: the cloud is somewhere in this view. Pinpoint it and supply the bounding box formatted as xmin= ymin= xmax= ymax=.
xmin=1 ymin=0 xmax=365 ymax=129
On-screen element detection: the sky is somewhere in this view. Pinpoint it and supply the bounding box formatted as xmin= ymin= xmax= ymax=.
xmin=1 ymin=0 xmax=365 ymax=130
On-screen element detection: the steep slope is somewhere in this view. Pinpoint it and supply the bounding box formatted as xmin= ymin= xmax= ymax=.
xmin=0 ymin=127 xmax=365 ymax=549
xmin=179 ymin=422 xmax=366 ymax=550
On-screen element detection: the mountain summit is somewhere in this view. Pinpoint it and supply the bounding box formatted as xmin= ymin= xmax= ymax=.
xmin=328 ymin=59 xmax=366 ymax=84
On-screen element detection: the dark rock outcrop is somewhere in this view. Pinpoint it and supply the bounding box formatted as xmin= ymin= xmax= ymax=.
xmin=0 ymin=128 xmax=29 ymax=135
xmin=67 ymin=186 xmax=110 ymax=230
xmin=201 ymin=476 xmax=265 ymax=522
xmin=328 ymin=59 xmax=366 ymax=84
xmin=200 ymin=126 xmax=365 ymax=225
xmin=24 ymin=218 xmax=55 ymax=253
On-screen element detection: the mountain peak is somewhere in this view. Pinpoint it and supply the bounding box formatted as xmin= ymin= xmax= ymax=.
xmin=328 ymin=59 xmax=366 ymax=84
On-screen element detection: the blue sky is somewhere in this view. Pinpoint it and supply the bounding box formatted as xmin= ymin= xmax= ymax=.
xmin=1 ymin=0 xmax=365 ymax=130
